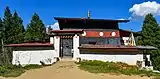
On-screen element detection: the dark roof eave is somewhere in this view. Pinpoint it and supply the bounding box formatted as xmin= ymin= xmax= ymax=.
xmin=54 ymin=17 xmax=130 ymax=23
xmin=78 ymin=44 xmax=158 ymax=50
xmin=78 ymin=47 xmax=137 ymax=49
xmin=136 ymin=46 xmax=158 ymax=50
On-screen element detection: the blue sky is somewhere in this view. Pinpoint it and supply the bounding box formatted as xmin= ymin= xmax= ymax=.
xmin=0 ymin=0 xmax=160 ymax=32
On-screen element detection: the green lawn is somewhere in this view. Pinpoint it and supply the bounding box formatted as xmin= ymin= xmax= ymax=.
xmin=0 ymin=64 xmax=44 ymax=77
xmin=76 ymin=60 xmax=160 ymax=77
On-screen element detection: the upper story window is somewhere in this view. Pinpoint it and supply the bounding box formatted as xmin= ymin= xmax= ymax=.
xmin=79 ymin=37 xmax=121 ymax=45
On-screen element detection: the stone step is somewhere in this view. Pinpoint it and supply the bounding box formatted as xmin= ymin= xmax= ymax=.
xmin=61 ymin=56 xmax=73 ymax=61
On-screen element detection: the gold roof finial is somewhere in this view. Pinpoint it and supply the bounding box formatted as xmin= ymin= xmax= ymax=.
xmin=88 ymin=10 xmax=90 ymax=19
xmin=128 ymin=28 xmax=136 ymax=46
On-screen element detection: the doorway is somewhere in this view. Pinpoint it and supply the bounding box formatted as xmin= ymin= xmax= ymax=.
xmin=60 ymin=37 xmax=73 ymax=58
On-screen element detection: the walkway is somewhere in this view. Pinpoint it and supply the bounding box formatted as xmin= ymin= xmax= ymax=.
xmin=1 ymin=61 xmax=150 ymax=79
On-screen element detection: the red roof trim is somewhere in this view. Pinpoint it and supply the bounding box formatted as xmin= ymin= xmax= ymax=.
xmin=7 ymin=42 xmax=53 ymax=47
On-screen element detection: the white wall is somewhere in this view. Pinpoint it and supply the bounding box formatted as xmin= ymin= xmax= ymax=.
xmin=54 ymin=36 xmax=60 ymax=57
xmin=50 ymin=37 xmax=54 ymax=44
xmin=80 ymin=54 xmax=143 ymax=65
xmin=73 ymin=34 xmax=80 ymax=60
xmin=122 ymin=37 xmax=129 ymax=45
xmin=12 ymin=50 xmax=57 ymax=66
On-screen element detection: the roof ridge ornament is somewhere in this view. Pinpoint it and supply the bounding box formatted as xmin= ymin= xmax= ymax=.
xmin=87 ymin=10 xmax=91 ymax=19
xmin=128 ymin=29 xmax=136 ymax=46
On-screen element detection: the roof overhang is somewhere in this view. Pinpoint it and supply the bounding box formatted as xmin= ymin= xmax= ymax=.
xmin=136 ymin=46 xmax=158 ymax=50
xmin=7 ymin=42 xmax=53 ymax=47
xmin=54 ymin=17 xmax=130 ymax=30
xmin=54 ymin=17 xmax=130 ymax=23
xmin=78 ymin=44 xmax=136 ymax=49
xmin=78 ymin=44 xmax=157 ymax=52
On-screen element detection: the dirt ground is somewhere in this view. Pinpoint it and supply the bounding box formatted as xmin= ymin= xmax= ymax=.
xmin=0 ymin=61 xmax=152 ymax=79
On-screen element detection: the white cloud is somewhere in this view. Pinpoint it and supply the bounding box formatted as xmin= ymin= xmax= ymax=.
xmin=129 ymin=1 xmax=160 ymax=17
xmin=46 ymin=22 xmax=59 ymax=30
xmin=117 ymin=18 xmax=127 ymax=20
xmin=52 ymin=22 xmax=59 ymax=30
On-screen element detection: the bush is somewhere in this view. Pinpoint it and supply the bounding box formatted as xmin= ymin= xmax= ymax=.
xmin=77 ymin=60 xmax=160 ymax=76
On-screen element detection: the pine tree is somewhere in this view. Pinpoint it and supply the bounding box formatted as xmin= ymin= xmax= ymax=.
xmin=12 ymin=11 xmax=25 ymax=44
xmin=24 ymin=13 xmax=47 ymax=42
xmin=0 ymin=18 xmax=3 ymax=40
xmin=137 ymin=14 xmax=158 ymax=46
xmin=137 ymin=14 xmax=160 ymax=70
xmin=3 ymin=6 xmax=13 ymax=44
xmin=0 ymin=18 xmax=3 ymax=51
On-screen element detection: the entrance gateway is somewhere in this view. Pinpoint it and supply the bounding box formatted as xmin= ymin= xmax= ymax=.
xmin=60 ymin=36 xmax=73 ymax=58
xmin=50 ymin=30 xmax=83 ymax=59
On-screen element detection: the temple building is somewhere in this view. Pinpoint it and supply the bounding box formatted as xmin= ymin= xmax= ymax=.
xmin=8 ymin=12 xmax=157 ymax=69
xmin=49 ymin=13 xmax=156 ymax=68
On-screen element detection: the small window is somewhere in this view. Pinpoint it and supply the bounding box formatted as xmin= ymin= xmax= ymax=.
xmin=109 ymin=38 xmax=115 ymax=45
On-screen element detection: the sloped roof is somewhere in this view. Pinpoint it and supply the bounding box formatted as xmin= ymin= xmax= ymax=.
xmin=54 ymin=17 xmax=130 ymax=23
xmin=136 ymin=46 xmax=158 ymax=50
xmin=7 ymin=42 xmax=53 ymax=47
xmin=79 ymin=44 xmax=157 ymax=50
xmin=79 ymin=44 xmax=136 ymax=49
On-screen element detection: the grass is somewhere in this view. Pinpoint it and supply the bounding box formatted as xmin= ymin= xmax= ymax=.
xmin=0 ymin=65 xmax=25 ymax=77
xmin=76 ymin=60 xmax=160 ymax=76
xmin=152 ymin=76 xmax=160 ymax=79
xmin=23 ymin=64 xmax=43 ymax=70
xmin=0 ymin=64 xmax=45 ymax=77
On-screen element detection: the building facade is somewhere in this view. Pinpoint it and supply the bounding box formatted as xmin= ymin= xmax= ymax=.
xmin=49 ymin=17 xmax=156 ymax=67
xmin=8 ymin=16 xmax=157 ymax=69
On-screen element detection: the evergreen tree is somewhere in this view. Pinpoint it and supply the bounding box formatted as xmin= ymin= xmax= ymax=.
xmin=3 ymin=6 xmax=13 ymax=44
xmin=12 ymin=11 xmax=25 ymax=43
xmin=137 ymin=14 xmax=160 ymax=70
xmin=24 ymin=13 xmax=47 ymax=42
xmin=0 ymin=18 xmax=3 ymax=40
xmin=0 ymin=18 xmax=3 ymax=52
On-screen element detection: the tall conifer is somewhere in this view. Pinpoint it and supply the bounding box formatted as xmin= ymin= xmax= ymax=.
xmin=12 ymin=11 xmax=25 ymax=43
xmin=3 ymin=6 xmax=13 ymax=44
xmin=137 ymin=14 xmax=160 ymax=70
xmin=25 ymin=13 xmax=47 ymax=42
xmin=0 ymin=18 xmax=3 ymax=40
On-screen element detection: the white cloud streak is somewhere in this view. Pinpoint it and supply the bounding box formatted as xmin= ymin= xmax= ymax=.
xmin=46 ymin=22 xmax=59 ymax=30
xmin=129 ymin=1 xmax=160 ymax=18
